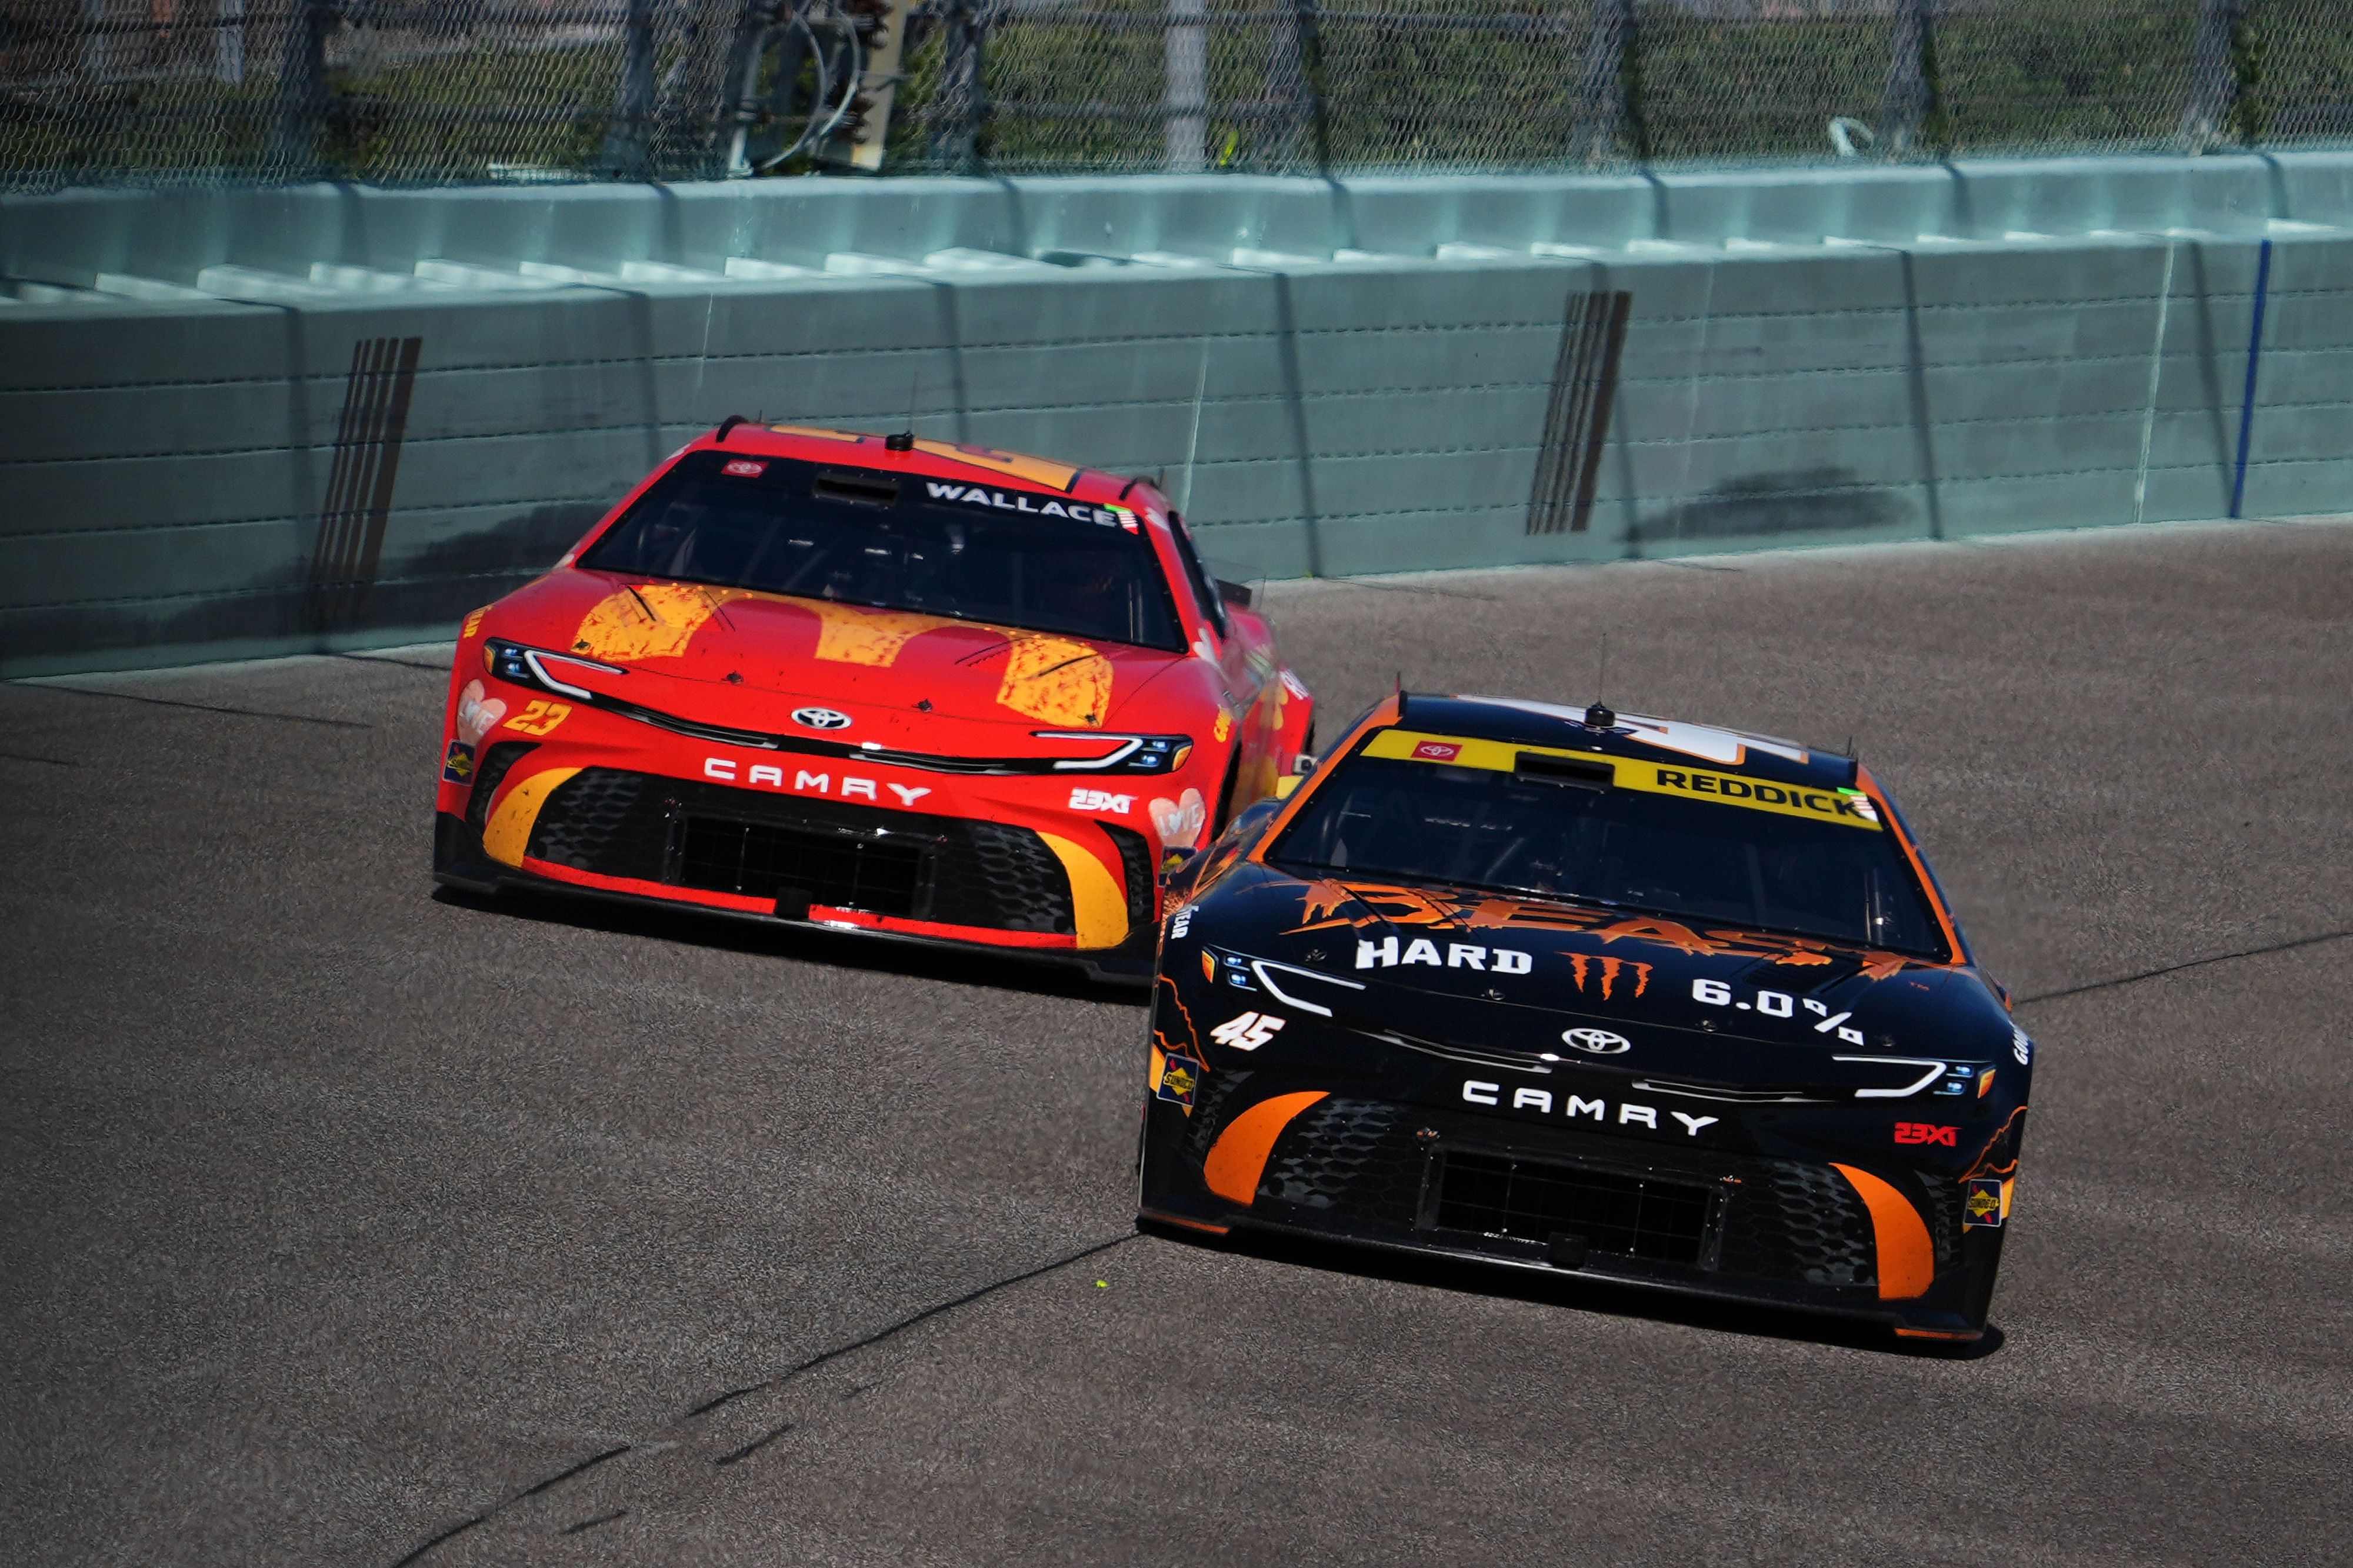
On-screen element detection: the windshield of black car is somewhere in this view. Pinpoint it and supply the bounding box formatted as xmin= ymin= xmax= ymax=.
xmin=579 ymin=452 xmax=1184 ymax=651
xmin=1268 ymin=746 xmax=1949 ymax=959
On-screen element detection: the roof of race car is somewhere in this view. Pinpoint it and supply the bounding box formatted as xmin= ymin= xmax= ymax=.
xmin=1394 ymin=693 xmax=1859 ymax=792
xmin=708 ymin=422 xmax=1144 ymax=505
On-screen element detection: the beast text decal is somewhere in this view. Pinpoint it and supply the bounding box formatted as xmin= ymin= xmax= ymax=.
xmin=1290 ymin=879 xmax=1911 ymax=979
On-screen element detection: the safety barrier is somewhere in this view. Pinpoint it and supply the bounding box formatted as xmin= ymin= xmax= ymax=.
xmin=4 ymin=152 xmax=2351 ymax=676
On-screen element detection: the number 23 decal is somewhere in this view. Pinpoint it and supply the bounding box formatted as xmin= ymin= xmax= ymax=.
xmin=505 ymin=699 xmax=572 ymax=736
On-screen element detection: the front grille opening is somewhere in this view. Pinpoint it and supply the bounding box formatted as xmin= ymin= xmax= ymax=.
xmin=675 ymin=815 xmax=925 ymax=916
xmin=1435 ymin=1152 xmax=1710 ymax=1265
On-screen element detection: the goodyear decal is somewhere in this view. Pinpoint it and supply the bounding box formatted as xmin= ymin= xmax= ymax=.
xmin=1362 ymin=729 xmax=1881 ymax=832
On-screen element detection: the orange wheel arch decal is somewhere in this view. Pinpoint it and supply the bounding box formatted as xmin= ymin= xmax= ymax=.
xmin=1832 ymin=1163 xmax=1936 ymax=1301
xmin=1203 ymin=1091 xmax=1329 ymax=1205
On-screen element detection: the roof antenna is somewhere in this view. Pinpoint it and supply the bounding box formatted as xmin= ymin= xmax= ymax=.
xmin=1175 ymin=346 xmax=1209 ymax=515
xmin=885 ymin=365 xmax=918 ymax=452
xmin=1584 ymin=634 xmax=1615 ymax=729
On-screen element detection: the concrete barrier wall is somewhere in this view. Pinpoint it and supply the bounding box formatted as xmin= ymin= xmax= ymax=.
xmin=5 ymin=155 xmax=2352 ymax=677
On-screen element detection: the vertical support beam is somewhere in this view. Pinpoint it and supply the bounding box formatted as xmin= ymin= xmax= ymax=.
xmin=2181 ymin=0 xmax=2245 ymax=149
xmin=1265 ymin=0 xmax=1329 ymax=176
xmin=1572 ymin=0 xmax=1631 ymax=164
xmin=928 ymin=0 xmax=991 ymax=172
xmin=1881 ymin=0 xmax=1947 ymax=157
xmin=216 ymin=0 xmax=246 ymax=86
xmin=269 ymin=0 xmax=331 ymax=179
xmin=1165 ymin=0 xmax=1208 ymax=173
xmin=600 ymin=0 xmax=658 ymax=176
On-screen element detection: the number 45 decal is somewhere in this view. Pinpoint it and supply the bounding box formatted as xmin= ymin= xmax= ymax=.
xmin=1208 ymin=1011 xmax=1287 ymax=1050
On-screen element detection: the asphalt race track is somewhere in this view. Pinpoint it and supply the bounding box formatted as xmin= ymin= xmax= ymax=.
xmin=7 ymin=518 xmax=2351 ymax=1567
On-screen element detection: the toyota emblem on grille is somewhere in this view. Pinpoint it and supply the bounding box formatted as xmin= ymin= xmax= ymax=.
xmin=1559 ymin=1027 xmax=1632 ymax=1055
xmin=792 ymin=707 xmax=853 ymax=730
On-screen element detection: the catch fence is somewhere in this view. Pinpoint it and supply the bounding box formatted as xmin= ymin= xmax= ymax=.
xmin=2 ymin=0 xmax=2349 ymax=189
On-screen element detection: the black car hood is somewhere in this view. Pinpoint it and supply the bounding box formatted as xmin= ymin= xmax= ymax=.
xmin=1179 ymin=866 xmax=2021 ymax=1095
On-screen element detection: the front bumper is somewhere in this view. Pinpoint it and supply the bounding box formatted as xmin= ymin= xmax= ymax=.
xmin=1137 ymin=1069 xmax=2009 ymax=1338
xmin=433 ymin=740 xmax=1161 ymax=982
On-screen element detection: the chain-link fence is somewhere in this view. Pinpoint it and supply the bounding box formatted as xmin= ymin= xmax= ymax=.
xmin=4 ymin=0 xmax=2349 ymax=190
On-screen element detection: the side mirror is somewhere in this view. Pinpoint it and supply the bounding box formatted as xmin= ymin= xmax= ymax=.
xmin=1292 ymin=753 xmax=1318 ymax=775
xmin=1214 ymin=577 xmax=1255 ymax=610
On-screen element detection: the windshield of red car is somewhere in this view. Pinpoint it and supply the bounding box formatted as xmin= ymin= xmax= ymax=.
xmin=580 ymin=452 xmax=1185 ymax=652
xmin=1268 ymin=739 xmax=1949 ymax=959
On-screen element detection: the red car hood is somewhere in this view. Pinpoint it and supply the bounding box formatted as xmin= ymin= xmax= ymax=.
xmin=494 ymin=571 xmax=1195 ymax=742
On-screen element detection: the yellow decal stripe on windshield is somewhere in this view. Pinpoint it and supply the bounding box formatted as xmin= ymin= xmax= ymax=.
xmin=1363 ymin=728 xmax=1881 ymax=832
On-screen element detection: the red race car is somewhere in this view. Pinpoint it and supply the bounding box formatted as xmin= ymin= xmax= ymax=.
xmin=431 ymin=420 xmax=1315 ymax=982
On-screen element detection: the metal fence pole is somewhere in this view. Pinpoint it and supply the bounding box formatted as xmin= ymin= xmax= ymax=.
xmin=1165 ymin=0 xmax=1208 ymax=172
xmin=2181 ymin=0 xmax=2247 ymax=149
xmin=1572 ymin=0 xmax=1628 ymax=164
xmin=269 ymin=0 xmax=332 ymax=178
xmin=601 ymin=0 xmax=659 ymax=176
xmin=1881 ymin=0 xmax=1945 ymax=158
xmin=1577 ymin=0 xmax=1647 ymax=165
xmin=216 ymin=0 xmax=246 ymax=85
xmin=928 ymin=0 xmax=992 ymax=172
xmin=1288 ymin=0 xmax=1331 ymax=176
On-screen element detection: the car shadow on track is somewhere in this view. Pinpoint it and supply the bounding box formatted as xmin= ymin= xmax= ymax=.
xmin=1141 ymin=1220 xmax=2005 ymax=1360
xmin=431 ymin=883 xmax=1149 ymax=1005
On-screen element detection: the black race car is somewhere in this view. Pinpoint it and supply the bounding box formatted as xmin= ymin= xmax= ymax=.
xmin=1138 ymin=693 xmax=2031 ymax=1342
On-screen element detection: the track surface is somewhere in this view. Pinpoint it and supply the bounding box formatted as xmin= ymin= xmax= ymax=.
xmin=7 ymin=519 xmax=2351 ymax=1567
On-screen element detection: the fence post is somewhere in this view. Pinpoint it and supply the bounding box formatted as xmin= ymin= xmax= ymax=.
xmin=269 ymin=0 xmax=332 ymax=178
xmin=2181 ymin=0 xmax=2247 ymax=149
xmin=216 ymin=0 xmax=246 ymax=86
xmin=928 ymin=0 xmax=993 ymax=172
xmin=601 ymin=0 xmax=658 ymax=176
xmin=1165 ymin=0 xmax=1208 ymax=172
xmin=1881 ymin=0 xmax=1947 ymax=158
xmin=1285 ymin=0 xmax=1331 ymax=176
xmin=1574 ymin=0 xmax=1644 ymax=165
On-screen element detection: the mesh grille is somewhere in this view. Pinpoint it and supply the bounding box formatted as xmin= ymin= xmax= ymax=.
xmin=526 ymin=765 xmax=666 ymax=881
xmin=929 ymin=819 xmax=1073 ymax=934
xmin=1435 ymin=1149 xmax=1711 ymax=1264
xmin=1716 ymin=1159 xmax=1877 ymax=1287
xmin=518 ymin=766 xmax=1072 ymax=933
xmin=8 ymin=2 xmax=2352 ymax=189
xmin=1258 ymin=1095 xmax=1424 ymax=1222
xmin=675 ymin=814 xmax=929 ymax=915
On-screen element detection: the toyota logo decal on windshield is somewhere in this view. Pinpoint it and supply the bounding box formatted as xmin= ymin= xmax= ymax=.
xmin=792 ymin=707 xmax=853 ymax=731
xmin=1559 ymin=1027 xmax=1632 ymax=1055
